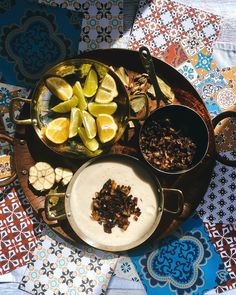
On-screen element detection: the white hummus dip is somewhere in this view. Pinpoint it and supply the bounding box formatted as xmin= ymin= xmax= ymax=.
xmin=68 ymin=157 xmax=159 ymax=250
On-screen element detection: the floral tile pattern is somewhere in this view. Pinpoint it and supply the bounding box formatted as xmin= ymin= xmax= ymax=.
xmin=128 ymin=0 xmax=221 ymax=58
xmin=190 ymin=48 xmax=217 ymax=75
xmin=197 ymin=152 xmax=236 ymax=224
xmin=193 ymin=68 xmax=227 ymax=100
xmin=39 ymin=0 xmax=123 ymax=52
xmin=221 ymin=66 xmax=236 ymax=95
xmin=114 ymin=256 xmax=140 ymax=282
xmin=205 ymin=223 xmax=236 ymax=280
xmin=0 ymin=155 xmax=11 ymax=180
xmin=0 ymin=0 xmax=83 ymax=88
xmin=177 ymin=60 xmax=199 ymax=82
xmin=19 ymin=226 xmax=118 ymax=295
xmin=129 ymin=214 xmax=227 ymax=295
xmin=215 ymin=88 xmax=236 ymax=110
xmin=0 ymin=83 xmax=29 ymax=136
xmin=181 ymin=31 xmax=205 ymax=57
xmin=0 ymin=187 xmax=38 ymax=275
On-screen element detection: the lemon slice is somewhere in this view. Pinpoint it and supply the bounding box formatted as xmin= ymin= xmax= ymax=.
xmin=69 ymin=107 xmax=82 ymax=138
xmin=73 ymin=81 xmax=87 ymax=110
xmin=96 ymin=114 xmax=118 ymax=143
xmin=45 ymin=117 xmax=70 ymax=144
xmin=88 ymin=102 xmax=117 ymax=117
xmin=78 ymin=127 xmax=99 ymax=152
xmin=81 ymin=110 xmax=97 ymax=139
xmin=46 ymin=76 xmax=73 ymax=101
xmin=83 ymin=69 xmax=98 ymax=97
xmin=95 ymin=73 xmax=118 ymax=103
xmin=51 ymin=95 xmax=78 ymax=113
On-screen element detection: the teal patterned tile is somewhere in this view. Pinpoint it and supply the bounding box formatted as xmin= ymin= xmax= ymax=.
xmin=0 ymin=0 xmax=83 ymax=87
xmin=177 ymin=60 xmax=199 ymax=82
xmin=129 ymin=214 xmax=227 ymax=295
xmin=193 ymin=68 xmax=227 ymax=100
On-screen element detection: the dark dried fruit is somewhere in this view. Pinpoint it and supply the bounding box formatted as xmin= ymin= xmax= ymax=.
xmin=140 ymin=118 xmax=197 ymax=171
xmin=91 ymin=179 xmax=141 ymax=233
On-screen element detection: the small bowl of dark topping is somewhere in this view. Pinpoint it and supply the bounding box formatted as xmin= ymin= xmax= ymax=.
xmin=139 ymin=105 xmax=209 ymax=174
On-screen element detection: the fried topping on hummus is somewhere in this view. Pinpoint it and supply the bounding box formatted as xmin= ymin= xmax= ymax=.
xmin=91 ymin=179 xmax=141 ymax=233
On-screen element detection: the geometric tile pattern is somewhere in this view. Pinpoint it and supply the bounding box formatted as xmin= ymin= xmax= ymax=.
xmin=177 ymin=60 xmax=199 ymax=82
xmin=197 ymin=153 xmax=236 ymax=224
xmin=128 ymin=0 xmax=222 ymax=59
xmin=205 ymin=223 xmax=236 ymax=279
xmin=19 ymin=227 xmax=118 ymax=295
xmin=193 ymin=68 xmax=227 ymax=100
xmin=39 ymin=0 xmax=124 ymax=52
xmin=0 ymin=187 xmax=38 ymax=275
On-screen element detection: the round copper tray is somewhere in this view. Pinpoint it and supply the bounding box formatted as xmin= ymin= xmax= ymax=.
xmin=13 ymin=49 xmax=216 ymax=247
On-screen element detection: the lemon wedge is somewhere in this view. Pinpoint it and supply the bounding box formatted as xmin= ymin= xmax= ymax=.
xmin=51 ymin=95 xmax=78 ymax=113
xmin=73 ymin=81 xmax=87 ymax=110
xmin=96 ymin=114 xmax=118 ymax=143
xmin=69 ymin=107 xmax=82 ymax=138
xmin=46 ymin=76 xmax=73 ymax=101
xmin=45 ymin=118 xmax=70 ymax=144
xmin=83 ymin=69 xmax=98 ymax=97
xmin=95 ymin=73 xmax=118 ymax=103
xmin=81 ymin=110 xmax=97 ymax=139
xmin=88 ymin=102 xmax=117 ymax=117
xmin=78 ymin=127 xmax=99 ymax=152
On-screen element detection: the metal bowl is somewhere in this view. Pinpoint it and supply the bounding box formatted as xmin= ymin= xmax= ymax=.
xmin=45 ymin=154 xmax=183 ymax=251
xmin=10 ymin=58 xmax=148 ymax=159
xmin=139 ymin=104 xmax=209 ymax=175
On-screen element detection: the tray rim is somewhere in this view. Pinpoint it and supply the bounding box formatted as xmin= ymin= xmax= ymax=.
xmin=12 ymin=48 xmax=216 ymax=248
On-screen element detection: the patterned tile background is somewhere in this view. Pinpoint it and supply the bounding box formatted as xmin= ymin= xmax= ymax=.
xmin=19 ymin=226 xmax=118 ymax=295
xmin=0 ymin=0 xmax=83 ymax=87
xmin=39 ymin=0 xmax=123 ymax=52
xmin=129 ymin=214 xmax=230 ymax=295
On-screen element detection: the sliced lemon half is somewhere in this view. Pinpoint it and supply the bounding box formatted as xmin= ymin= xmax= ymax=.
xmin=46 ymin=76 xmax=73 ymax=101
xmin=45 ymin=117 xmax=70 ymax=144
xmin=96 ymin=114 xmax=118 ymax=143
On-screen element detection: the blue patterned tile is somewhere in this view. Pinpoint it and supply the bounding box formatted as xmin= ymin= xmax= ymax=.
xmin=129 ymin=214 xmax=227 ymax=295
xmin=0 ymin=0 xmax=83 ymax=88
xmin=204 ymin=97 xmax=222 ymax=119
xmin=177 ymin=60 xmax=199 ymax=82
xmin=193 ymin=68 xmax=227 ymax=100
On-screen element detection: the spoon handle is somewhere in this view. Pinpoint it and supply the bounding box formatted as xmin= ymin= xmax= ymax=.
xmin=139 ymin=46 xmax=170 ymax=107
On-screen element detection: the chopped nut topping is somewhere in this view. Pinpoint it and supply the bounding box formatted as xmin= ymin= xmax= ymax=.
xmin=140 ymin=118 xmax=197 ymax=171
xmin=91 ymin=179 xmax=141 ymax=233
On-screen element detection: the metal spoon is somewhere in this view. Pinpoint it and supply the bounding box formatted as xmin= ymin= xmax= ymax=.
xmin=139 ymin=46 xmax=170 ymax=108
